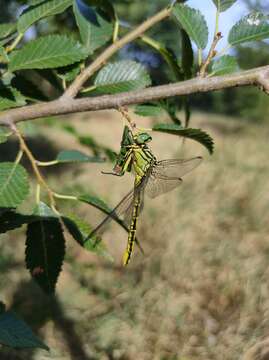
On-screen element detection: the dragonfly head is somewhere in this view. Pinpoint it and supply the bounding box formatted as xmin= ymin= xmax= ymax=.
xmin=135 ymin=132 xmax=152 ymax=145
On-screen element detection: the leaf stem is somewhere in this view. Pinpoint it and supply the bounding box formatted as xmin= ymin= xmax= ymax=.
xmin=36 ymin=184 xmax=41 ymax=204
xmin=54 ymin=193 xmax=78 ymax=201
xmin=11 ymin=125 xmax=56 ymax=208
xmin=36 ymin=160 xmax=59 ymax=167
xmin=113 ymin=17 xmax=120 ymax=42
xmin=15 ymin=149 xmax=23 ymax=165
xmin=5 ymin=33 xmax=23 ymax=53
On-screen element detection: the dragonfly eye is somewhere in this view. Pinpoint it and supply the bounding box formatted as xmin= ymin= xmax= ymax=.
xmin=136 ymin=133 xmax=152 ymax=144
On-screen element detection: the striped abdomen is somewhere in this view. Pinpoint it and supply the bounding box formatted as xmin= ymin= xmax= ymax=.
xmin=123 ymin=195 xmax=141 ymax=266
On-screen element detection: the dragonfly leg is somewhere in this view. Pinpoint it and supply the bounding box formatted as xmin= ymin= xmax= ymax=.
xmin=101 ymin=171 xmax=123 ymax=176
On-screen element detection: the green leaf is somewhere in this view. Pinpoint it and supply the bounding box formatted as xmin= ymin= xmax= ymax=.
xmin=210 ymin=55 xmax=239 ymax=76
xmin=78 ymin=194 xmax=143 ymax=255
xmin=212 ymin=0 xmax=237 ymax=12
xmin=56 ymin=150 xmax=104 ymax=163
xmin=0 ymin=86 xmax=26 ymax=111
xmin=0 ymin=311 xmax=49 ymax=350
xmin=9 ymin=35 xmax=88 ymax=72
xmin=73 ymin=0 xmax=113 ymax=54
xmin=134 ymin=104 xmax=165 ymax=117
xmin=18 ymin=0 xmax=73 ymax=34
xmin=152 ymin=124 xmax=214 ymax=154
xmin=173 ymin=4 xmax=209 ymax=49
xmin=0 ymin=46 xmax=9 ymax=63
xmin=0 ymin=23 xmax=16 ymax=39
xmin=94 ymin=60 xmax=151 ymax=94
xmin=56 ymin=63 xmax=81 ymax=82
xmin=0 ymin=127 xmax=11 ymax=144
xmin=79 ymin=193 xmax=111 ymax=214
xmin=141 ymin=36 xmax=183 ymax=81
xmin=63 ymin=214 xmax=113 ymax=260
xmin=33 ymin=201 xmax=58 ymax=218
xmin=0 ymin=162 xmax=30 ymax=208
xmin=26 ymin=216 xmax=65 ymax=294
xmin=78 ymin=193 xmax=130 ymax=235
xmin=228 ymin=13 xmax=269 ymax=46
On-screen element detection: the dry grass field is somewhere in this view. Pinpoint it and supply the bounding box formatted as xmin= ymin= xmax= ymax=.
xmin=1 ymin=111 xmax=269 ymax=360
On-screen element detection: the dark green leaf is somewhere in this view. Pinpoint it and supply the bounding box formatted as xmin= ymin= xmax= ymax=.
xmin=181 ymin=29 xmax=193 ymax=79
xmin=94 ymin=60 xmax=151 ymax=94
xmin=0 ymin=127 xmax=11 ymax=144
xmin=26 ymin=216 xmax=65 ymax=294
xmin=0 ymin=211 xmax=36 ymax=234
xmin=78 ymin=194 xmax=142 ymax=255
xmin=141 ymin=36 xmax=183 ymax=80
xmin=9 ymin=35 xmax=88 ymax=71
xmin=228 ymin=13 xmax=269 ymax=46
xmin=18 ymin=0 xmax=73 ymax=34
xmin=152 ymin=124 xmax=214 ymax=154
xmin=79 ymin=194 xmax=130 ymax=235
xmin=0 ymin=86 xmax=26 ymax=111
xmin=11 ymin=74 xmax=48 ymax=101
xmin=212 ymin=0 xmax=237 ymax=12
xmin=134 ymin=104 xmax=165 ymax=117
xmin=173 ymin=4 xmax=209 ymax=49
xmin=210 ymin=55 xmax=239 ymax=76
xmin=35 ymin=69 xmax=62 ymax=92
xmin=79 ymin=193 xmax=111 ymax=214
xmin=56 ymin=150 xmax=104 ymax=163
xmin=73 ymin=0 xmax=113 ymax=54
xmin=81 ymin=0 xmax=116 ymax=20
xmin=56 ymin=63 xmax=81 ymax=82
xmin=0 ymin=162 xmax=30 ymax=207
xmin=63 ymin=214 xmax=113 ymax=260
xmin=0 ymin=310 xmax=49 ymax=350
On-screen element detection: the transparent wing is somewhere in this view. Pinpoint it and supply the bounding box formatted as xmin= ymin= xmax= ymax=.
xmin=87 ymin=180 xmax=146 ymax=244
xmin=146 ymin=156 xmax=202 ymax=198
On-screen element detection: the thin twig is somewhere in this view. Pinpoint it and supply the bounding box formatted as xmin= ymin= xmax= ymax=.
xmin=118 ymin=107 xmax=136 ymax=129
xmin=199 ymin=32 xmax=223 ymax=77
xmin=62 ymin=7 xmax=172 ymax=99
xmin=0 ymin=65 xmax=268 ymax=126
xmin=11 ymin=125 xmax=56 ymax=207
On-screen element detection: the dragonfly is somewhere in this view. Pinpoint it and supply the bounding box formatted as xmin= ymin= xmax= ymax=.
xmin=87 ymin=126 xmax=202 ymax=266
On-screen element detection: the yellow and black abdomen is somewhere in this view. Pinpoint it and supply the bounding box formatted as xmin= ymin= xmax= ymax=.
xmin=123 ymin=195 xmax=141 ymax=266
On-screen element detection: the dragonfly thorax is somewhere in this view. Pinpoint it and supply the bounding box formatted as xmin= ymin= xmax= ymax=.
xmin=134 ymin=132 xmax=152 ymax=145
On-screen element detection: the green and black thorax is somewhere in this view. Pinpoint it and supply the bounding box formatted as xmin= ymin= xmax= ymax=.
xmin=112 ymin=126 xmax=157 ymax=185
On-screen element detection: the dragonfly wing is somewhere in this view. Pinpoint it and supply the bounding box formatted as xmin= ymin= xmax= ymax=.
xmin=154 ymin=156 xmax=203 ymax=178
xmin=123 ymin=180 xmax=146 ymax=225
xmin=88 ymin=189 xmax=135 ymax=241
xmin=146 ymin=156 xmax=202 ymax=199
xmin=146 ymin=173 xmax=182 ymax=198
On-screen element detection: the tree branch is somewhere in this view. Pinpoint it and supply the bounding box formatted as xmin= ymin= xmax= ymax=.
xmin=62 ymin=7 xmax=172 ymax=99
xmin=0 ymin=65 xmax=268 ymax=127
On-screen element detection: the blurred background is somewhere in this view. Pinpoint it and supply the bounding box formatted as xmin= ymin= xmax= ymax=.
xmin=1 ymin=1 xmax=269 ymax=359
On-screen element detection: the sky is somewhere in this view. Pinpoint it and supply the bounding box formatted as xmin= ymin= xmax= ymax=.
xmin=187 ymin=0 xmax=249 ymax=51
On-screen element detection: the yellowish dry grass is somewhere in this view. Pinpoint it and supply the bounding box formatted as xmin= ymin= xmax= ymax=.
xmin=1 ymin=111 xmax=269 ymax=360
